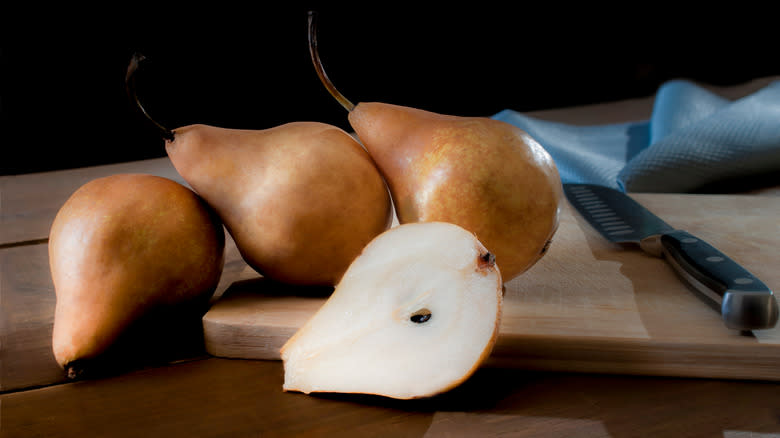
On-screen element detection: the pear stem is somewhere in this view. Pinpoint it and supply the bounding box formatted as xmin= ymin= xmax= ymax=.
xmin=308 ymin=11 xmax=355 ymax=112
xmin=125 ymin=52 xmax=175 ymax=142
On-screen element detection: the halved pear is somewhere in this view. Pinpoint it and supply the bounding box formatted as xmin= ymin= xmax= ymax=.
xmin=280 ymin=222 xmax=503 ymax=400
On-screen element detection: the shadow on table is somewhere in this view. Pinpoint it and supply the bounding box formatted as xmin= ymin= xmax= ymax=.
xmin=302 ymin=365 xmax=780 ymax=437
xmin=60 ymin=299 xmax=214 ymax=382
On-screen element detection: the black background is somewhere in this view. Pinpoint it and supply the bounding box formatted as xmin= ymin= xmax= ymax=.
xmin=2 ymin=5 xmax=778 ymax=175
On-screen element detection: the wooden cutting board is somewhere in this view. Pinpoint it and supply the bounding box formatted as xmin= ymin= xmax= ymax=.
xmin=202 ymin=193 xmax=780 ymax=381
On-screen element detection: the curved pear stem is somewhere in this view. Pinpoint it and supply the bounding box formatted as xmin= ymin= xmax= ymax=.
xmin=308 ymin=11 xmax=355 ymax=112
xmin=125 ymin=52 xmax=175 ymax=142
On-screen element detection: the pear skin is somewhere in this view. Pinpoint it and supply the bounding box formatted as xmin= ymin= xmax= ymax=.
xmin=306 ymin=13 xmax=562 ymax=282
xmin=164 ymin=122 xmax=392 ymax=286
xmin=125 ymin=53 xmax=392 ymax=287
xmin=49 ymin=174 xmax=225 ymax=378
xmin=347 ymin=102 xmax=562 ymax=281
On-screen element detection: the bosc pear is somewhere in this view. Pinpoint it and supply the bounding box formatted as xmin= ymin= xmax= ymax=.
xmin=308 ymin=12 xmax=562 ymax=282
xmin=49 ymin=174 xmax=225 ymax=378
xmin=127 ymin=53 xmax=392 ymax=286
xmin=281 ymin=222 xmax=503 ymax=400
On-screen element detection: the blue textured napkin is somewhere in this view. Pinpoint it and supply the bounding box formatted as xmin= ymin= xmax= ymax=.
xmin=492 ymin=79 xmax=780 ymax=192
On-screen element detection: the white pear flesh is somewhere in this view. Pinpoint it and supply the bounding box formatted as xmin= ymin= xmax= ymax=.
xmin=280 ymin=222 xmax=503 ymax=400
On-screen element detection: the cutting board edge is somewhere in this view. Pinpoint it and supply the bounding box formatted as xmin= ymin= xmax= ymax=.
xmin=202 ymin=317 xmax=295 ymax=360
xmin=201 ymin=321 xmax=780 ymax=381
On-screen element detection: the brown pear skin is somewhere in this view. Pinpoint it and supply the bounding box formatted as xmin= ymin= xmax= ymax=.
xmin=307 ymin=12 xmax=562 ymax=282
xmin=164 ymin=122 xmax=393 ymax=286
xmin=348 ymin=103 xmax=562 ymax=281
xmin=49 ymin=174 xmax=225 ymax=378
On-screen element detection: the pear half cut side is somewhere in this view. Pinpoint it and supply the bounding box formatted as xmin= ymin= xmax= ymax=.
xmin=280 ymin=221 xmax=503 ymax=400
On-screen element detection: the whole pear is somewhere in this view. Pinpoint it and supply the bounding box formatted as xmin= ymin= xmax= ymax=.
xmin=163 ymin=122 xmax=392 ymax=286
xmin=127 ymin=54 xmax=392 ymax=286
xmin=348 ymin=104 xmax=561 ymax=281
xmin=49 ymin=174 xmax=225 ymax=378
xmin=308 ymin=13 xmax=561 ymax=281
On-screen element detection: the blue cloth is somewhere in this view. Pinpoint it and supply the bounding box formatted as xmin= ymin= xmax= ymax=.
xmin=492 ymin=79 xmax=780 ymax=192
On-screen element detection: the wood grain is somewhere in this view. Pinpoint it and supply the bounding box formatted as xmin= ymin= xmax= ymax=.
xmin=0 ymin=244 xmax=62 ymax=391
xmin=3 ymin=357 xmax=780 ymax=437
xmin=0 ymin=158 xmax=184 ymax=246
xmin=203 ymin=193 xmax=780 ymax=380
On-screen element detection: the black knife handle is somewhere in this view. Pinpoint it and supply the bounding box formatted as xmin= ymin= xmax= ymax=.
xmin=660 ymin=230 xmax=779 ymax=331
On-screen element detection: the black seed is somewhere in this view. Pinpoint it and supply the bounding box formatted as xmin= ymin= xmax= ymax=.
xmin=410 ymin=310 xmax=432 ymax=324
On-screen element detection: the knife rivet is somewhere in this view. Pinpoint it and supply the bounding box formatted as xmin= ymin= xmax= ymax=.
xmin=734 ymin=278 xmax=754 ymax=285
xmin=706 ymin=256 xmax=725 ymax=263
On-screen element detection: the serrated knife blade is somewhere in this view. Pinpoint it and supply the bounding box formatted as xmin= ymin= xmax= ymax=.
xmin=564 ymin=183 xmax=778 ymax=331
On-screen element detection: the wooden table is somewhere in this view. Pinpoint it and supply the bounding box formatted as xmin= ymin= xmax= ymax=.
xmin=3 ymin=78 xmax=780 ymax=437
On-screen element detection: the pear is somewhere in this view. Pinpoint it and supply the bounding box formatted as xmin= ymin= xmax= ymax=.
xmin=308 ymin=12 xmax=562 ymax=281
xmin=281 ymin=222 xmax=503 ymax=400
xmin=127 ymin=53 xmax=392 ymax=286
xmin=49 ymin=174 xmax=225 ymax=378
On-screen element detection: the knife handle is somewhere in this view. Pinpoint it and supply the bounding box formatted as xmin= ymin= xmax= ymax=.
xmin=659 ymin=230 xmax=779 ymax=331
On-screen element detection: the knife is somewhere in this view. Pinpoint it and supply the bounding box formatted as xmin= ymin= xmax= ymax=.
xmin=563 ymin=183 xmax=778 ymax=331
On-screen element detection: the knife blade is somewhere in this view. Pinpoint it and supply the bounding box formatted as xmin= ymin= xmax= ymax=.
xmin=563 ymin=183 xmax=778 ymax=331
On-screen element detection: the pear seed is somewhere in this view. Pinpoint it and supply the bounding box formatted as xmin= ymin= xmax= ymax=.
xmin=410 ymin=309 xmax=432 ymax=324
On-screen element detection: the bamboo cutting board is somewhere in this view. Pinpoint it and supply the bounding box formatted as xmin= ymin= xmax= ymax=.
xmin=202 ymin=193 xmax=780 ymax=380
